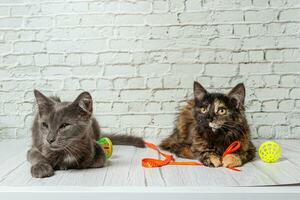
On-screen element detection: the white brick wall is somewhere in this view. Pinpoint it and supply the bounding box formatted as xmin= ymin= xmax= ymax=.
xmin=0 ymin=0 xmax=299 ymax=139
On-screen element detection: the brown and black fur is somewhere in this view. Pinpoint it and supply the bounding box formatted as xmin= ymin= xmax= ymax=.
xmin=160 ymin=82 xmax=256 ymax=168
xmin=27 ymin=90 xmax=145 ymax=178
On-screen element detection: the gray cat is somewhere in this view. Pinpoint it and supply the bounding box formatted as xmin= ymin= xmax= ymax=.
xmin=27 ymin=90 xmax=145 ymax=178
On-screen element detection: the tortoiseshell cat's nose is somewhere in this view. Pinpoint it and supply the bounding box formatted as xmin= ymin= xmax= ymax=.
xmin=207 ymin=116 xmax=214 ymax=122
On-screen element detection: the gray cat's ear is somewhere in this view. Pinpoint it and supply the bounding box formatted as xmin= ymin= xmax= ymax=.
xmin=34 ymin=90 xmax=54 ymax=115
xmin=194 ymin=81 xmax=207 ymax=101
xmin=228 ymin=83 xmax=246 ymax=108
xmin=72 ymin=92 xmax=93 ymax=116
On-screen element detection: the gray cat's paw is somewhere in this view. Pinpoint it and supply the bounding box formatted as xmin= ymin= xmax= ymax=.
xmin=31 ymin=163 xmax=54 ymax=178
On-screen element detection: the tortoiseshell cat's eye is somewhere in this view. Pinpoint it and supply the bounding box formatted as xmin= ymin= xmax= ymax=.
xmin=217 ymin=108 xmax=227 ymax=115
xmin=199 ymin=107 xmax=207 ymax=113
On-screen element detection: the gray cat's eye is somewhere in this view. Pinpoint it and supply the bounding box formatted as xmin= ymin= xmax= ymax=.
xmin=59 ymin=123 xmax=70 ymax=129
xmin=42 ymin=122 xmax=48 ymax=129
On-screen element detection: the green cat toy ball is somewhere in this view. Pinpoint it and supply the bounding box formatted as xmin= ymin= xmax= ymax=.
xmin=96 ymin=137 xmax=113 ymax=159
xmin=259 ymin=141 xmax=282 ymax=163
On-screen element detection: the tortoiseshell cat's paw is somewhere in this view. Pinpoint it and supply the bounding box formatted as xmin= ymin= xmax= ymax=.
xmin=200 ymin=154 xmax=222 ymax=167
xmin=222 ymin=154 xmax=242 ymax=168
xmin=31 ymin=163 xmax=54 ymax=178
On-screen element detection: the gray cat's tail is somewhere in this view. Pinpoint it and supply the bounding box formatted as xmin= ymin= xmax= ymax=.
xmin=103 ymin=134 xmax=145 ymax=148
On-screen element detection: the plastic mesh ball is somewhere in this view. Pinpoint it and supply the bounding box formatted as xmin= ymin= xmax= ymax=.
xmin=259 ymin=141 xmax=282 ymax=163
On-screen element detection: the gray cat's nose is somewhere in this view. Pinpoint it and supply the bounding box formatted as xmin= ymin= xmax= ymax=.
xmin=46 ymin=135 xmax=56 ymax=144
xmin=47 ymin=138 xmax=55 ymax=144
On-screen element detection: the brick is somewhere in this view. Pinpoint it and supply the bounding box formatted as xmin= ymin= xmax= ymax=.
xmin=100 ymin=52 xmax=131 ymax=64
xmin=49 ymin=54 xmax=64 ymax=65
xmin=152 ymin=114 xmax=175 ymax=127
xmin=265 ymin=50 xmax=283 ymax=61
xmin=105 ymin=65 xmax=135 ymax=77
xmin=128 ymin=102 xmax=145 ymax=112
xmin=145 ymin=102 xmax=161 ymax=112
xmin=145 ymin=14 xmax=178 ymax=25
xmin=248 ymin=51 xmax=264 ymax=62
xmin=42 ymin=67 xmax=71 ymax=78
xmin=255 ymin=88 xmax=289 ymax=99
xmin=210 ymin=38 xmax=241 ymax=49
xmin=147 ymin=78 xmax=163 ymax=88
xmin=262 ymin=100 xmax=278 ymax=112
xmin=274 ymin=63 xmax=300 ymax=74
xmin=172 ymin=64 xmax=204 ymax=75
xmin=240 ymin=64 xmax=272 ymax=74
xmin=152 ymin=89 xmax=187 ymax=101
xmin=127 ymin=77 xmax=145 ymax=89
xmin=80 ymin=15 xmax=114 ymax=26
xmin=292 ymin=127 xmax=300 ymax=138
xmin=205 ymin=64 xmax=238 ymax=76
xmin=280 ymin=9 xmax=300 ymax=21
xmin=252 ymin=113 xmax=287 ymax=125
xmin=97 ymin=79 xmax=113 ymax=90
xmin=66 ymin=54 xmax=81 ymax=66
xmin=212 ymin=11 xmax=243 ymax=22
xmin=80 ymin=79 xmax=97 ymax=90
xmin=280 ymin=75 xmax=300 ymax=87
xmin=153 ymin=1 xmax=169 ymax=13
xmin=0 ymin=18 xmax=23 ymax=28
xmin=115 ymin=15 xmax=144 ymax=25
xmin=111 ymin=102 xmax=128 ymax=113
xmin=26 ymin=17 xmax=53 ymax=28
xmin=139 ymin=64 xmax=170 ymax=76
xmin=243 ymin=37 xmax=276 ymax=49
xmin=245 ymin=10 xmax=278 ymax=22
xmin=81 ymin=54 xmax=98 ymax=65
xmin=169 ymin=0 xmax=185 ymax=12
xmin=120 ymin=115 xmax=151 ymax=127
xmin=14 ymin=41 xmax=44 ymax=53
xmin=163 ymin=75 xmax=180 ymax=88
xmin=120 ymin=90 xmax=151 ymax=101
xmin=278 ymin=100 xmax=295 ymax=111
xmin=178 ymin=12 xmax=210 ymax=24
xmin=290 ymin=88 xmax=300 ymax=99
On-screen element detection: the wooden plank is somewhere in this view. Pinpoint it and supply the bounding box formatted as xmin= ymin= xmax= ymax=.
xmin=0 ymin=162 xmax=32 ymax=186
xmin=125 ymin=147 xmax=145 ymax=186
xmin=103 ymin=145 xmax=139 ymax=186
xmin=0 ymin=152 xmax=27 ymax=184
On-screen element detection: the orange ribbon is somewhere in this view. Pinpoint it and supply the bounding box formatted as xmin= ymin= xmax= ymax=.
xmin=142 ymin=141 xmax=241 ymax=172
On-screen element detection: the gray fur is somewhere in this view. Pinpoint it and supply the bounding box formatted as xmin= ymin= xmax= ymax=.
xmin=27 ymin=90 xmax=145 ymax=178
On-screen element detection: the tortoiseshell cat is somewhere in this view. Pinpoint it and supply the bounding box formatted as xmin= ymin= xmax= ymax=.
xmin=27 ymin=90 xmax=145 ymax=178
xmin=160 ymin=82 xmax=256 ymax=168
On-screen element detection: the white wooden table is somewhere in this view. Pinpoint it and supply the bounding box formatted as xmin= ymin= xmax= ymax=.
xmin=0 ymin=139 xmax=300 ymax=199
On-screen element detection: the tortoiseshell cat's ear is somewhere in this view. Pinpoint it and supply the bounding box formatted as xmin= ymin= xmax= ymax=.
xmin=193 ymin=81 xmax=208 ymax=101
xmin=34 ymin=90 xmax=54 ymax=116
xmin=228 ymin=83 xmax=246 ymax=109
xmin=71 ymin=92 xmax=93 ymax=118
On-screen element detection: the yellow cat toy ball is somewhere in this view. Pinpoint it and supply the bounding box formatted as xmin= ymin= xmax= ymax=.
xmin=259 ymin=141 xmax=282 ymax=163
xmin=96 ymin=137 xmax=113 ymax=159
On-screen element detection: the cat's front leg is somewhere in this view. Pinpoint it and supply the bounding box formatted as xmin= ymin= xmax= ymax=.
xmin=222 ymin=154 xmax=242 ymax=168
xmin=222 ymin=141 xmax=256 ymax=168
xmin=27 ymin=148 xmax=54 ymax=178
xmin=191 ymin=148 xmax=221 ymax=167
xmin=199 ymin=152 xmax=222 ymax=167
xmin=90 ymin=142 xmax=106 ymax=168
